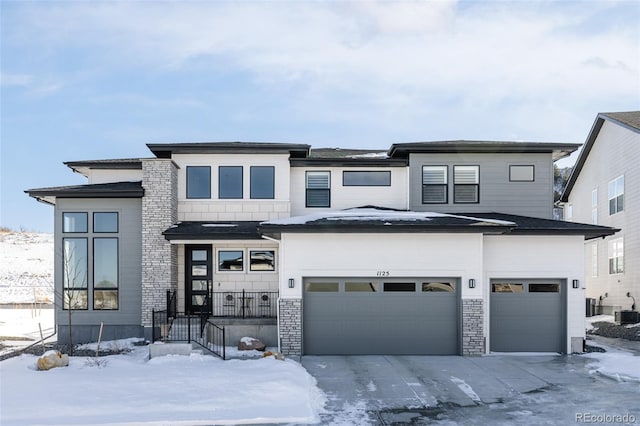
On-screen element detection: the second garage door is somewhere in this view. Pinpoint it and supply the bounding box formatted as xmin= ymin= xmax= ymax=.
xmin=303 ymin=278 xmax=459 ymax=355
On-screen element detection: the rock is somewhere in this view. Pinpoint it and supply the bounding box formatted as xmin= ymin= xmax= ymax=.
xmin=37 ymin=350 xmax=69 ymax=371
xmin=238 ymin=337 xmax=266 ymax=351
xmin=262 ymin=350 xmax=285 ymax=361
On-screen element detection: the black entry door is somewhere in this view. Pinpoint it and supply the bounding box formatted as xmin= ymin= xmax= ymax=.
xmin=186 ymin=245 xmax=212 ymax=315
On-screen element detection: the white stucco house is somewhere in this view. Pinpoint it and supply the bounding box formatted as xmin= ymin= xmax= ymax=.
xmin=27 ymin=139 xmax=616 ymax=357
xmin=561 ymin=111 xmax=640 ymax=316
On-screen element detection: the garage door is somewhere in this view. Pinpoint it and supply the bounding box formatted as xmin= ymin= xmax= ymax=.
xmin=303 ymin=278 xmax=459 ymax=355
xmin=490 ymin=279 xmax=565 ymax=353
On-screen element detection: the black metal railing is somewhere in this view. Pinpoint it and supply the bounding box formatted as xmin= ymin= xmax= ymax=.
xmin=197 ymin=319 xmax=226 ymax=360
xmin=151 ymin=309 xmax=226 ymax=359
xmin=167 ymin=290 xmax=177 ymax=319
xmin=210 ymin=290 xmax=278 ymax=319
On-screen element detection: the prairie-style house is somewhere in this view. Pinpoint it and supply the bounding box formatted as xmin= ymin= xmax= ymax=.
xmin=27 ymin=139 xmax=616 ymax=356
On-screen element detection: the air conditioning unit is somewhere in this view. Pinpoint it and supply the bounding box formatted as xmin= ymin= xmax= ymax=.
xmin=615 ymin=310 xmax=640 ymax=325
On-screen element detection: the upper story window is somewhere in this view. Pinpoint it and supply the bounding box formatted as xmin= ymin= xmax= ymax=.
xmin=94 ymin=212 xmax=118 ymax=233
xmin=250 ymin=166 xmax=275 ymax=199
xmin=306 ymin=171 xmax=330 ymax=208
xmin=219 ymin=166 xmax=243 ymax=199
xmin=608 ymin=175 xmax=624 ymax=215
xmin=509 ymin=165 xmax=534 ymax=182
xmin=591 ymin=189 xmax=598 ymax=224
xmin=186 ymin=166 xmax=211 ymax=199
xmin=63 ymin=212 xmax=88 ymax=233
xmin=342 ymin=171 xmax=391 ymax=186
xmin=608 ymin=238 xmax=624 ymax=275
xmin=591 ymin=243 xmax=598 ymax=277
xmin=422 ymin=166 xmax=448 ymax=204
xmin=453 ymin=165 xmax=480 ymax=204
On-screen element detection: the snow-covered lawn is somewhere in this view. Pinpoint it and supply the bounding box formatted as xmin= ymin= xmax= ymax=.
xmin=0 ymin=339 xmax=326 ymax=425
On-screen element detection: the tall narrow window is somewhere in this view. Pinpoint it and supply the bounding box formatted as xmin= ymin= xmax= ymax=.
xmin=62 ymin=238 xmax=88 ymax=310
xmin=422 ymin=166 xmax=447 ymax=204
xmin=219 ymin=166 xmax=243 ymax=199
xmin=591 ymin=189 xmax=598 ymax=224
xmin=250 ymin=166 xmax=275 ymax=199
xmin=454 ymin=165 xmax=479 ymax=203
xmin=608 ymin=175 xmax=624 ymax=215
xmin=608 ymin=238 xmax=624 ymax=275
xmin=94 ymin=238 xmax=118 ymax=310
xmin=186 ymin=166 xmax=211 ymax=199
xmin=306 ymin=171 xmax=330 ymax=207
xmin=591 ymin=243 xmax=598 ymax=277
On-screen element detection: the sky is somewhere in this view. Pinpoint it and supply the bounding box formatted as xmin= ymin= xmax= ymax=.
xmin=1 ymin=0 xmax=639 ymax=233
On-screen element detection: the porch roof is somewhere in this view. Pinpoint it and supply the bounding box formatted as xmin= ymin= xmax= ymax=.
xmin=162 ymin=221 xmax=262 ymax=241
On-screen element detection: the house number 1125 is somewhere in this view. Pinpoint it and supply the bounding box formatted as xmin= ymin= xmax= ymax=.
xmin=376 ymin=271 xmax=390 ymax=277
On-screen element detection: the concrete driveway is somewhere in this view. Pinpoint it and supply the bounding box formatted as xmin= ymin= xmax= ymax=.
xmin=302 ymin=352 xmax=640 ymax=425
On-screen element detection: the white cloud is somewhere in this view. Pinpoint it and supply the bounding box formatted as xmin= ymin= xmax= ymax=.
xmin=0 ymin=73 xmax=33 ymax=87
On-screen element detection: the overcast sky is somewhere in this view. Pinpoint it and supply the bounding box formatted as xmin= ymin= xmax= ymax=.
xmin=2 ymin=0 xmax=639 ymax=232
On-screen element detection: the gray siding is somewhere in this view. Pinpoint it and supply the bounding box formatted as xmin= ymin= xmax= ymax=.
xmin=54 ymin=198 xmax=142 ymax=342
xmin=568 ymin=121 xmax=640 ymax=309
xmin=409 ymin=153 xmax=554 ymax=219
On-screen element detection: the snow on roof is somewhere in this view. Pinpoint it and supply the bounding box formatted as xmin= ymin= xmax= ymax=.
xmin=262 ymin=208 xmax=515 ymax=226
xmin=345 ymin=152 xmax=389 ymax=159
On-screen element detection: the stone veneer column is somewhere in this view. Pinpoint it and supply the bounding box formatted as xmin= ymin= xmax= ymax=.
xmin=462 ymin=299 xmax=484 ymax=356
xmin=141 ymin=159 xmax=178 ymax=327
xmin=279 ymin=299 xmax=302 ymax=355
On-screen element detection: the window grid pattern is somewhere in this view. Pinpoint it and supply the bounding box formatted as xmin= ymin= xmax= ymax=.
xmin=454 ymin=165 xmax=479 ymax=203
xmin=608 ymin=238 xmax=624 ymax=275
xmin=422 ymin=166 xmax=448 ymax=204
xmin=608 ymin=175 xmax=624 ymax=215
xmin=306 ymin=171 xmax=330 ymax=207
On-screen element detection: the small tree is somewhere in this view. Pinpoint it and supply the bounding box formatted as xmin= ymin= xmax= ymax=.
xmin=58 ymin=239 xmax=88 ymax=355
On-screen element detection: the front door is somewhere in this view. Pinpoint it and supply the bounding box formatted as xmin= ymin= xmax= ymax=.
xmin=186 ymin=245 xmax=212 ymax=315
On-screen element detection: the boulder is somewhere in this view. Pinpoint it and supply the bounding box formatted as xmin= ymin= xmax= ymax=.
xmin=262 ymin=350 xmax=285 ymax=361
xmin=37 ymin=350 xmax=69 ymax=371
xmin=238 ymin=337 xmax=266 ymax=351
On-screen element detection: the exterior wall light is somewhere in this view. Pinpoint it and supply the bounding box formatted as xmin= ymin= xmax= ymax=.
xmin=468 ymin=279 xmax=476 ymax=289
xmin=572 ymin=279 xmax=580 ymax=289
xmin=288 ymin=278 xmax=295 ymax=289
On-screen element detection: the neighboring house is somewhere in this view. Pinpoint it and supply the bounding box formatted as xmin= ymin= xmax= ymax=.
xmin=561 ymin=111 xmax=640 ymax=314
xmin=27 ymin=140 xmax=616 ymax=357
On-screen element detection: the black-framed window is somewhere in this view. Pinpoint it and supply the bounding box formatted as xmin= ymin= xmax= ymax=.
xmin=342 ymin=171 xmax=391 ymax=186
xmin=62 ymin=238 xmax=88 ymax=310
xmin=306 ymin=171 xmax=330 ymax=207
xmin=454 ymin=165 xmax=479 ymax=203
xmin=608 ymin=238 xmax=624 ymax=275
xmin=249 ymin=250 xmax=275 ymax=271
xmin=383 ymin=282 xmax=416 ymax=292
xmin=63 ymin=212 xmax=88 ymax=233
xmin=509 ymin=165 xmax=535 ymax=182
xmin=94 ymin=212 xmax=118 ymax=233
xmin=219 ymin=166 xmax=243 ymax=199
xmin=218 ymin=250 xmax=244 ymax=271
xmin=250 ymin=166 xmax=275 ymax=199
xmin=186 ymin=166 xmax=211 ymax=199
xmin=93 ymin=238 xmax=118 ymax=310
xmin=422 ymin=166 xmax=447 ymax=204
xmin=608 ymin=175 xmax=624 ymax=215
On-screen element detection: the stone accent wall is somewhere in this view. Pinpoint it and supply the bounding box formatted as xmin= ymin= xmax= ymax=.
xmin=462 ymin=299 xmax=484 ymax=356
xmin=141 ymin=159 xmax=178 ymax=326
xmin=279 ymin=299 xmax=302 ymax=355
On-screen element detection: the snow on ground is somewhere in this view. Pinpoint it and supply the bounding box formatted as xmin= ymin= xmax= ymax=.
xmin=585 ymin=314 xmax=615 ymax=331
xmin=583 ymin=340 xmax=640 ymax=382
xmin=0 ymin=232 xmax=53 ymax=304
xmin=0 ymin=338 xmax=327 ymax=426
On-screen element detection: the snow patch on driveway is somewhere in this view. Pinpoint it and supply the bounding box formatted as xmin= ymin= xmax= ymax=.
xmin=450 ymin=376 xmax=481 ymax=403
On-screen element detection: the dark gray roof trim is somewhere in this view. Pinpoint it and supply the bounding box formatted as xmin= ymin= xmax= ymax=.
xmin=163 ymin=221 xmax=262 ymax=240
xmin=65 ymin=158 xmax=144 ymax=174
xmin=26 ymin=181 xmax=144 ymax=199
xmin=561 ymin=111 xmax=640 ymax=202
xmin=388 ymin=140 xmax=581 ymax=161
xmin=147 ymin=142 xmax=310 ymax=158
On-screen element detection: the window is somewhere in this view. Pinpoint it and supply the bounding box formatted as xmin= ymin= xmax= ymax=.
xmin=62 ymin=238 xmax=88 ymax=309
xmin=343 ymin=171 xmax=391 ymax=186
xmin=186 ymin=166 xmax=211 ymax=199
xmin=305 ymin=282 xmax=339 ymax=292
xmin=219 ymin=166 xmax=243 ymax=199
xmin=591 ymin=189 xmax=598 ymax=224
xmin=94 ymin=212 xmax=118 ymax=233
xmin=383 ymin=282 xmax=415 ymax=292
xmin=492 ymin=283 xmax=524 ymax=293
xmin=608 ymin=175 xmax=624 ymax=215
xmin=218 ymin=250 xmax=244 ymax=271
xmin=454 ymin=165 xmax=479 ymax=203
xmin=591 ymin=243 xmax=598 ymax=277
xmin=345 ymin=282 xmax=378 ymax=292
xmin=306 ymin=171 xmax=330 ymax=207
xmin=422 ymin=166 xmax=447 ymax=204
xmin=608 ymin=238 xmax=624 ymax=274
xmin=250 ymin=250 xmax=275 ymax=271
xmin=509 ymin=165 xmax=534 ymax=182
xmin=422 ymin=282 xmax=455 ymax=292
xmin=529 ymin=283 xmax=560 ymax=293
xmin=250 ymin=166 xmax=275 ymax=199
xmin=93 ymin=238 xmax=118 ymax=310
xmin=63 ymin=212 xmax=88 ymax=233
